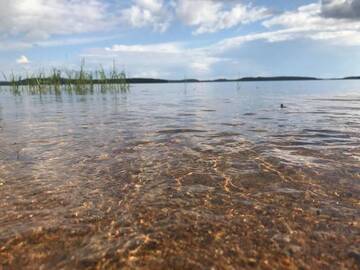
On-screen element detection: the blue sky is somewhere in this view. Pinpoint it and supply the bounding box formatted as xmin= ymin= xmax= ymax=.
xmin=1 ymin=0 xmax=360 ymax=79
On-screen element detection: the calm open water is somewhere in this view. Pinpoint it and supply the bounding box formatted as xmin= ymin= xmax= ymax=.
xmin=0 ymin=81 xmax=359 ymax=269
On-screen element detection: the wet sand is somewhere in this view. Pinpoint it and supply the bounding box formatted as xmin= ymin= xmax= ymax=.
xmin=0 ymin=82 xmax=359 ymax=269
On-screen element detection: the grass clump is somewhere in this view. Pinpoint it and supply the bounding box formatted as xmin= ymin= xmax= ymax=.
xmin=1 ymin=59 xmax=130 ymax=96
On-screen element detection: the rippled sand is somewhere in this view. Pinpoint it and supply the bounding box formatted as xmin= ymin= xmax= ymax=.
xmin=0 ymin=82 xmax=359 ymax=269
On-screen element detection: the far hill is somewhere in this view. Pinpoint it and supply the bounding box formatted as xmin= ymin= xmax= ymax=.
xmin=237 ymin=76 xmax=319 ymax=81
xmin=0 ymin=75 xmax=352 ymax=86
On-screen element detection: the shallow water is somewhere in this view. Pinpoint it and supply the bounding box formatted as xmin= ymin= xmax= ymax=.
xmin=0 ymin=81 xmax=359 ymax=269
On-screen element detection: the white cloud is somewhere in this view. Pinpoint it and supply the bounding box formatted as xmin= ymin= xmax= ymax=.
xmin=80 ymin=2 xmax=360 ymax=79
xmin=210 ymin=2 xmax=360 ymax=52
xmin=321 ymin=0 xmax=360 ymax=19
xmin=190 ymin=59 xmax=215 ymax=73
xmin=132 ymin=70 xmax=163 ymax=78
xmin=83 ymin=42 xmax=224 ymax=78
xmin=0 ymin=0 xmax=112 ymax=40
xmin=176 ymin=0 xmax=270 ymax=34
xmin=16 ymin=55 xmax=30 ymax=64
xmin=35 ymin=35 xmax=121 ymax=47
xmin=121 ymin=0 xmax=172 ymax=32
xmin=0 ymin=41 xmax=32 ymax=51
xmin=263 ymin=3 xmax=360 ymax=46
xmin=0 ymin=0 xmax=116 ymax=50
xmin=106 ymin=43 xmax=181 ymax=53
xmin=135 ymin=0 xmax=163 ymax=12
xmin=5 ymin=1 xmax=360 ymax=77
xmin=0 ymin=35 xmax=121 ymax=51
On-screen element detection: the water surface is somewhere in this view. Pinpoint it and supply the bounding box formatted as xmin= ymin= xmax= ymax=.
xmin=0 ymin=81 xmax=359 ymax=269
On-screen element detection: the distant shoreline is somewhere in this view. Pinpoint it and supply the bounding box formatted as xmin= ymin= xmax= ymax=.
xmin=1 ymin=76 xmax=360 ymax=86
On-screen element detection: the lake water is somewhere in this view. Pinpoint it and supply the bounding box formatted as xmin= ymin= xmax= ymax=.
xmin=0 ymin=81 xmax=359 ymax=269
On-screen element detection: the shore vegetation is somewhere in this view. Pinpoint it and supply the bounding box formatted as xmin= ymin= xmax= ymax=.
xmin=1 ymin=60 xmax=130 ymax=96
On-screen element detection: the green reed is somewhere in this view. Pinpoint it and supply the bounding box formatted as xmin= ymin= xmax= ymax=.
xmin=1 ymin=60 xmax=130 ymax=96
xmin=2 ymin=72 xmax=21 ymax=95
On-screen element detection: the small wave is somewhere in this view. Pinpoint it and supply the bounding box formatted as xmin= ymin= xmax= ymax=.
xmin=311 ymin=98 xmax=360 ymax=102
xmin=153 ymin=116 xmax=177 ymax=120
xmin=201 ymin=109 xmax=216 ymax=112
xmin=157 ymin=129 xmax=207 ymax=134
xmin=177 ymin=113 xmax=196 ymax=116
xmin=220 ymin=123 xmax=244 ymax=127
xmin=248 ymin=129 xmax=267 ymax=133
xmin=211 ymin=132 xmax=242 ymax=138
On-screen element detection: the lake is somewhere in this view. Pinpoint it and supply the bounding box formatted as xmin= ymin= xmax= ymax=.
xmin=0 ymin=81 xmax=359 ymax=269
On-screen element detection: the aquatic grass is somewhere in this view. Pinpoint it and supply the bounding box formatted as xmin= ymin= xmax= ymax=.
xmin=0 ymin=72 xmax=21 ymax=95
xmin=50 ymin=68 xmax=62 ymax=95
xmin=97 ymin=65 xmax=108 ymax=93
xmin=10 ymin=72 xmax=22 ymax=96
xmin=1 ymin=60 xmax=130 ymax=96
xmin=109 ymin=60 xmax=130 ymax=93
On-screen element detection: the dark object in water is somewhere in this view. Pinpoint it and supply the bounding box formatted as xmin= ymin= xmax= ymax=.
xmin=280 ymin=104 xmax=286 ymax=109
xmin=348 ymin=250 xmax=360 ymax=266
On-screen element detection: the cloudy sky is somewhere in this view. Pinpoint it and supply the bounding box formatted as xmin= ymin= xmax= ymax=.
xmin=1 ymin=0 xmax=360 ymax=79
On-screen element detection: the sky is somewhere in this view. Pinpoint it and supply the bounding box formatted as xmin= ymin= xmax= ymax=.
xmin=1 ymin=0 xmax=360 ymax=79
